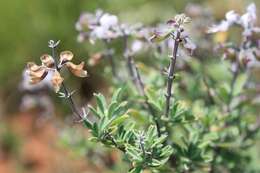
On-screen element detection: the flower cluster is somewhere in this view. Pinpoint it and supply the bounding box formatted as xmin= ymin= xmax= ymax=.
xmin=76 ymin=10 xmax=153 ymax=53
xmin=76 ymin=10 xmax=120 ymax=43
xmin=208 ymin=3 xmax=259 ymax=37
xmin=150 ymin=14 xmax=196 ymax=54
xmin=208 ymin=3 xmax=260 ymax=67
xmin=26 ymin=51 xmax=87 ymax=92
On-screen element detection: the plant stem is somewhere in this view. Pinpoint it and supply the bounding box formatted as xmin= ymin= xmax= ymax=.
xmin=227 ymin=62 xmax=239 ymax=112
xmin=123 ymin=35 xmax=137 ymax=85
xmin=134 ymin=64 xmax=162 ymax=136
xmin=165 ymin=30 xmax=181 ymax=117
xmin=51 ymin=45 xmax=82 ymax=121
xmin=103 ymin=40 xmax=120 ymax=80
xmin=123 ymin=35 xmax=161 ymax=136
xmin=106 ymin=133 xmax=126 ymax=152
xmin=202 ymin=76 xmax=215 ymax=105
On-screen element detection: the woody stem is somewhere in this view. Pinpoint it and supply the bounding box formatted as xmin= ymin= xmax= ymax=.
xmin=165 ymin=30 xmax=181 ymax=118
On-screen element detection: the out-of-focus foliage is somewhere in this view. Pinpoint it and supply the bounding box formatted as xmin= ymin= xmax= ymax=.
xmin=0 ymin=0 xmax=191 ymax=87
xmin=1 ymin=0 xmax=260 ymax=173
xmin=1 ymin=0 xmax=258 ymax=89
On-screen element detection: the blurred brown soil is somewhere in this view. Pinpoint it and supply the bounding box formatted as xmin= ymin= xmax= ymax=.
xmin=0 ymin=112 xmax=101 ymax=173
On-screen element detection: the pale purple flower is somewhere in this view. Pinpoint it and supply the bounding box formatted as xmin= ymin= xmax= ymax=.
xmin=239 ymin=49 xmax=255 ymax=66
xmin=183 ymin=37 xmax=196 ymax=53
xmin=208 ymin=3 xmax=258 ymax=35
xmin=131 ymin=40 xmax=144 ymax=53
xmin=225 ymin=11 xmax=240 ymax=24
xmin=208 ymin=21 xmax=230 ymax=33
xmin=99 ymin=13 xmax=118 ymax=28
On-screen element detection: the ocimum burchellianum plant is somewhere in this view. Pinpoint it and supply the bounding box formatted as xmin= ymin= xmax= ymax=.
xmin=25 ymin=4 xmax=260 ymax=173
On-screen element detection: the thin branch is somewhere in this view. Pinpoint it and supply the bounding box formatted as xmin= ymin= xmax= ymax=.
xmin=123 ymin=35 xmax=161 ymax=136
xmin=227 ymin=62 xmax=240 ymax=112
xmin=123 ymin=35 xmax=137 ymax=86
xmin=103 ymin=40 xmax=120 ymax=80
xmin=165 ymin=30 xmax=181 ymax=117
xmin=133 ymin=63 xmax=161 ymax=136
xmin=202 ymin=76 xmax=215 ymax=105
xmin=49 ymin=41 xmax=82 ymax=121
xmin=106 ymin=133 xmax=126 ymax=153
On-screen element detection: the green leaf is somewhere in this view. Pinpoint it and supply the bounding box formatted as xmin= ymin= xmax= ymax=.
xmin=129 ymin=166 xmax=143 ymax=173
xmin=94 ymin=93 xmax=107 ymax=114
xmin=150 ymin=159 xmax=162 ymax=167
xmin=126 ymin=145 xmax=143 ymax=162
xmin=107 ymin=101 xmax=118 ymax=118
xmin=233 ymin=74 xmax=247 ymax=96
xmin=151 ymin=135 xmax=167 ymax=148
xmin=160 ymin=145 xmax=174 ymax=157
xmin=112 ymin=101 xmax=128 ymax=118
xmin=110 ymin=114 xmax=129 ymax=126
xmin=83 ymin=119 xmax=92 ymax=129
xmin=111 ymin=88 xmax=123 ymax=102
xmin=217 ymin=83 xmax=230 ymax=103
xmin=91 ymin=123 xmax=99 ymax=137
xmin=146 ymin=87 xmax=162 ymax=111
xmin=146 ymin=126 xmax=157 ymax=140
xmin=88 ymin=105 xmax=101 ymax=119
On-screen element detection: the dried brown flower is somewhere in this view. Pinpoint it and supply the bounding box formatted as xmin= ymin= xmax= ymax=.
xmin=26 ymin=50 xmax=87 ymax=92
xmin=51 ymin=70 xmax=64 ymax=92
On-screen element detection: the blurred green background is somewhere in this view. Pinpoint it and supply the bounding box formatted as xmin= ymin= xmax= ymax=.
xmin=0 ymin=0 xmax=258 ymax=94
xmin=0 ymin=1 xmax=259 ymax=173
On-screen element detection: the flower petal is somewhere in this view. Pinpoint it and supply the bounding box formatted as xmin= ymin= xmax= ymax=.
xmin=99 ymin=13 xmax=118 ymax=28
xmin=40 ymin=54 xmax=55 ymax=68
xmin=27 ymin=62 xmax=41 ymax=72
xmin=51 ymin=70 xmax=64 ymax=93
xmin=27 ymin=62 xmax=48 ymax=84
xmin=66 ymin=62 xmax=88 ymax=77
xmin=60 ymin=51 xmax=74 ymax=65
xmin=183 ymin=37 xmax=196 ymax=52
xmin=208 ymin=21 xmax=230 ymax=33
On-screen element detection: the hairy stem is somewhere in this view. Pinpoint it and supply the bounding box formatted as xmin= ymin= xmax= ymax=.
xmin=165 ymin=30 xmax=181 ymax=117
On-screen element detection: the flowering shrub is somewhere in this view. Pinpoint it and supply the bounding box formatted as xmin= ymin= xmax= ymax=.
xmin=25 ymin=3 xmax=260 ymax=173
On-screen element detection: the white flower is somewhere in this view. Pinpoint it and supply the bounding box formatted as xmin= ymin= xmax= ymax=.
xmin=131 ymin=40 xmax=143 ymax=53
xmin=75 ymin=22 xmax=83 ymax=31
xmin=247 ymin=3 xmax=256 ymax=19
xmin=208 ymin=21 xmax=230 ymax=33
xmin=92 ymin=26 xmax=108 ymax=38
xmin=239 ymin=49 xmax=256 ymax=66
xmin=208 ymin=3 xmax=258 ymax=34
xmin=91 ymin=26 xmax=118 ymax=40
xmin=208 ymin=11 xmax=238 ymax=33
xmin=225 ymin=11 xmax=239 ymax=24
xmin=183 ymin=37 xmax=196 ymax=53
xmin=99 ymin=13 xmax=118 ymax=28
xmin=240 ymin=3 xmax=257 ymax=28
